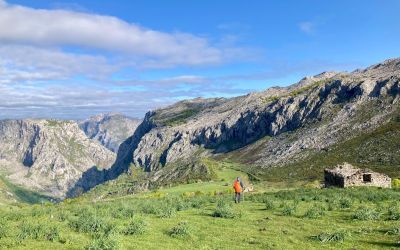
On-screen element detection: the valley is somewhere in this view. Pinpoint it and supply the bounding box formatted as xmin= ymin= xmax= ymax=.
xmin=0 ymin=58 xmax=399 ymax=249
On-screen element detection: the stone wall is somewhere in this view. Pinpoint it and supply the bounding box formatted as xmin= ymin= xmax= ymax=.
xmin=324 ymin=163 xmax=391 ymax=188
xmin=343 ymin=171 xmax=391 ymax=188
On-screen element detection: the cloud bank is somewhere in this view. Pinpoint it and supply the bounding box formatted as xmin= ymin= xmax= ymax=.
xmin=0 ymin=0 xmax=243 ymax=67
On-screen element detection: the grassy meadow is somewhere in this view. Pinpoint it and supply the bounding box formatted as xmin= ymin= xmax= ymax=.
xmin=1 ymin=166 xmax=400 ymax=249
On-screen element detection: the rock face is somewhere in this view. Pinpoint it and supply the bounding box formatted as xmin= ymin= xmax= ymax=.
xmin=2 ymin=58 xmax=399 ymax=198
xmin=0 ymin=119 xmax=116 ymax=198
xmin=115 ymin=58 xmax=400 ymax=179
xmin=79 ymin=113 xmax=141 ymax=152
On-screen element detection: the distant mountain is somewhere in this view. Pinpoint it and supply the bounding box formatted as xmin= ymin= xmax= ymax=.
xmin=79 ymin=113 xmax=141 ymax=152
xmin=0 ymin=119 xmax=115 ymax=198
xmin=107 ymin=58 xmax=400 ymax=189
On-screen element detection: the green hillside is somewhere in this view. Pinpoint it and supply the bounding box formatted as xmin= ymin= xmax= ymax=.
xmin=0 ymin=174 xmax=52 ymax=205
xmin=2 ymin=181 xmax=400 ymax=249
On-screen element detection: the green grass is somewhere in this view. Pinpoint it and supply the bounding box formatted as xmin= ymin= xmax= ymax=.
xmin=1 ymin=186 xmax=400 ymax=249
xmin=158 ymin=108 xmax=201 ymax=127
xmin=46 ymin=120 xmax=72 ymax=127
xmin=81 ymin=158 xmax=246 ymax=201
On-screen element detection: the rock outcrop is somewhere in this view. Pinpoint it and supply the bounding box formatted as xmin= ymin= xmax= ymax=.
xmin=0 ymin=119 xmax=116 ymax=198
xmin=116 ymin=58 xmax=400 ymax=177
xmin=79 ymin=113 xmax=141 ymax=152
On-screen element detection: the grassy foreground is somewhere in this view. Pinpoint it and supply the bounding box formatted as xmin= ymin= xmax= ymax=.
xmin=1 ymin=185 xmax=400 ymax=249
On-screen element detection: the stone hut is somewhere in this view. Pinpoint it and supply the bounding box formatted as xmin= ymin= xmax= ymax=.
xmin=324 ymin=163 xmax=391 ymax=188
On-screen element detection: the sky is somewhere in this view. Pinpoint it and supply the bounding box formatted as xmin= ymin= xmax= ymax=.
xmin=0 ymin=0 xmax=399 ymax=119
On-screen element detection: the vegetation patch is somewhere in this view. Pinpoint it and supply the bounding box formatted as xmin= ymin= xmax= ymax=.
xmin=169 ymin=221 xmax=190 ymax=238
xmin=160 ymin=108 xmax=201 ymax=127
xmin=68 ymin=213 xmax=115 ymax=235
xmin=2 ymin=179 xmax=400 ymax=248
xmin=158 ymin=205 xmax=177 ymax=218
xmin=122 ymin=217 xmax=147 ymax=235
xmin=18 ymin=221 xmax=60 ymax=242
xmin=281 ymin=202 xmax=298 ymax=216
xmin=385 ymin=227 xmax=400 ymax=235
xmin=352 ymin=207 xmax=381 ymax=220
xmin=304 ymin=205 xmax=326 ymax=219
xmin=264 ymin=199 xmax=275 ymax=210
xmin=0 ymin=219 xmax=9 ymax=239
xmin=311 ymin=230 xmax=349 ymax=243
xmin=387 ymin=203 xmax=400 ymax=220
xmin=85 ymin=235 xmax=120 ymax=250
xmin=212 ymin=200 xmax=239 ymax=219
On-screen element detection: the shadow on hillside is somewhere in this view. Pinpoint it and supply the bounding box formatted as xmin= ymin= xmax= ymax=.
xmin=13 ymin=187 xmax=55 ymax=204
xmin=66 ymin=120 xmax=152 ymax=198
xmin=362 ymin=241 xmax=400 ymax=248
xmin=0 ymin=175 xmax=55 ymax=204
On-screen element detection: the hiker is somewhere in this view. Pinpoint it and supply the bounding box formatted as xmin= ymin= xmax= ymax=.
xmin=233 ymin=177 xmax=244 ymax=203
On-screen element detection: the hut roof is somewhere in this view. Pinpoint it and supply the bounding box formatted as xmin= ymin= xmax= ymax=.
xmin=324 ymin=163 xmax=373 ymax=178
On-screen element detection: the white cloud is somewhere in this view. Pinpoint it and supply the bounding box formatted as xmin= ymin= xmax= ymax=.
xmin=0 ymin=1 xmax=259 ymax=119
xmin=0 ymin=1 xmax=243 ymax=66
xmin=298 ymin=21 xmax=314 ymax=34
xmin=0 ymin=44 xmax=122 ymax=82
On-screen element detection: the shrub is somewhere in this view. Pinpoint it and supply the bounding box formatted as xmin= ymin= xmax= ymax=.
xmin=122 ymin=217 xmax=147 ymax=235
xmin=158 ymin=206 xmax=176 ymax=218
xmin=387 ymin=204 xmax=400 ymax=220
xmin=169 ymin=221 xmax=190 ymax=238
xmin=352 ymin=207 xmax=381 ymax=220
xmin=392 ymin=179 xmax=400 ymax=188
xmin=112 ymin=206 xmax=135 ymax=219
xmin=282 ymin=203 xmax=298 ymax=216
xmin=265 ymin=199 xmax=275 ymax=210
xmin=57 ymin=210 xmax=70 ymax=222
xmin=311 ymin=231 xmax=349 ymax=243
xmin=85 ymin=235 xmax=119 ymax=250
xmin=69 ymin=214 xmax=114 ymax=235
xmin=174 ymin=198 xmax=191 ymax=211
xmin=191 ymin=197 xmax=208 ymax=209
xmin=4 ymin=211 xmax=24 ymax=221
xmin=18 ymin=221 xmax=60 ymax=242
xmin=181 ymin=192 xmax=195 ymax=198
xmin=0 ymin=219 xmax=9 ymax=239
xmin=304 ymin=205 xmax=326 ymax=219
xmin=176 ymin=202 xmax=190 ymax=211
xmin=194 ymin=191 xmax=205 ymax=196
xmin=212 ymin=200 xmax=236 ymax=218
xmin=327 ymin=200 xmax=339 ymax=211
xmin=30 ymin=206 xmax=48 ymax=217
xmin=141 ymin=202 xmax=161 ymax=215
xmin=339 ymin=198 xmax=352 ymax=209
xmin=385 ymin=227 xmax=400 ymax=235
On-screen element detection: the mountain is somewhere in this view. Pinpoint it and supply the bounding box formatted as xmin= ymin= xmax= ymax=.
xmin=0 ymin=119 xmax=116 ymax=198
xmin=79 ymin=113 xmax=141 ymax=152
xmin=108 ymin=58 xmax=399 ymax=189
xmin=1 ymin=58 xmax=399 ymax=199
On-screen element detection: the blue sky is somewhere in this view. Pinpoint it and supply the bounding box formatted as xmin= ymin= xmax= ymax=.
xmin=0 ymin=0 xmax=399 ymax=119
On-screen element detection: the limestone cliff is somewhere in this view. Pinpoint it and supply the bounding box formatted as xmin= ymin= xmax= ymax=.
xmin=116 ymin=58 xmax=400 ymax=180
xmin=0 ymin=119 xmax=116 ymax=198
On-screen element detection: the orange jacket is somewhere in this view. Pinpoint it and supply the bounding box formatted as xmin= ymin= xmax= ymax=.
xmin=233 ymin=180 xmax=242 ymax=193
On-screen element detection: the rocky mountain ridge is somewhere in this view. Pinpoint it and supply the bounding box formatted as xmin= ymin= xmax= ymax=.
xmin=0 ymin=119 xmax=116 ymax=198
xmin=79 ymin=113 xmax=141 ymax=152
xmin=1 ymin=58 xmax=399 ymax=199
xmin=113 ymin=58 xmax=399 ymax=185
